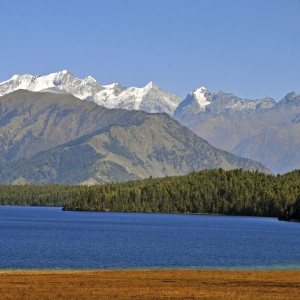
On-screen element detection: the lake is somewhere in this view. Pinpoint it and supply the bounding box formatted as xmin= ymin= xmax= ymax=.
xmin=0 ymin=206 xmax=299 ymax=270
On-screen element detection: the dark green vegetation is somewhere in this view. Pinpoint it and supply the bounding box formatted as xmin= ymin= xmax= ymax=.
xmin=0 ymin=90 xmax=269 ymax=185
xmin=278 ymin=193 xmax=300 ymax=222
xmin=0 ymin=184 xmax=78 ymax=206
xmin=62 ymin=169 xmax=300 ymax=220
xmin=1 ymin=169 xmax=299 ymax=221
xmin=1 ymin=90 xmax=298 ymax=220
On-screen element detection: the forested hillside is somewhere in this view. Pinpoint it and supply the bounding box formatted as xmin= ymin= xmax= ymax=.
xmin=1 ymin=169 xmax=300 ymax=221
xmin=0 ymin=184 xmax=79 ymax=206
xmin=62 ymin=169 xmax=300 ymax=219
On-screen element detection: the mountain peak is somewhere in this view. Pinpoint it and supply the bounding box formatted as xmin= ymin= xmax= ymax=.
xmin=286 ymin=91 xmax=298 ymax=98
xmin=85 ymin=75 xmax=97 ymax=83
xmin=278 ymin=91 xmax=300 ymax=106
xmin=0 ymin=72 xmax=180 ymax=116
xmin=103 ymin=83 xmax=121 ymax=89
xmin=52 ymin=70 xmax=71 ymax=78
xmin=192 ymin=86 xmax=210 ymax=107
xmin=194 ymin=86 xmax=208 ymax=93
xmin=10 ymin=75 xmax=19 ymax=81
xmin=7 ymin=73 xmax=35 ymax=82
xmin=144 ymin=81 xmax=159 ymax=90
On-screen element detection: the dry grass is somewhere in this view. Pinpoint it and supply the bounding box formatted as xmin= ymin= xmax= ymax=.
xmin=0 ymin=269 xmax=300 ymax=299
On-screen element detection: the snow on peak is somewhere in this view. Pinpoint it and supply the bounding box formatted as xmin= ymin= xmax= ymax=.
xmin=0 ymin=71 xmax=181 ymax=115
xmin=0 ymin=70 xmax=105 ymax=100
xmin=85 ymin=75 xmax=96 ymax=82
xmin=52 ymin=70 xmax=68 ymax=77
xmin=144 ymin=81 xmax=158 ymax=90
xmin=103 ymin=83 xmax=119 ymax=89
xmin=50 ymin=70 xmax=70 ymax=79
xmin=11 ymin=75 xmax=19 ymax=81
xmin=192 ymin=87 xmax=210 ymax=107
xmin=0 ymin=74 xmax=36 ymax=96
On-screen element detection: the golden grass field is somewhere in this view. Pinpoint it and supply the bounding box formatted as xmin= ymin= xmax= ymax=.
xmin=1 ymin=269 xmax=300 ymax=299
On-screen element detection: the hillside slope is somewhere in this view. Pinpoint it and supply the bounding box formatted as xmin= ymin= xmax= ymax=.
xmin=175 ymin=89 xmax=300 ymax=174
xmin=0 ymin=91 xmax=269 ymax=184
xmin=0 ymin=90 xmax=148 ymax=162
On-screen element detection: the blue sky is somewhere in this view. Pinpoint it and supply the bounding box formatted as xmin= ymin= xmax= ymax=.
xmin=1 ymin=0 xmax=299 ymax=100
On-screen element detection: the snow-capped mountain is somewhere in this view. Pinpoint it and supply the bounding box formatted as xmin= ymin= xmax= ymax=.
xmin=174 ymin=87 xmax=300 ymax=174
xmin=94 ymin=81 xmax=181 ymax=115
xmin=0 ymin=70 xmax=103 ymax=100
xmin=1 ymin=70 xmax=300 ymax=174
xmin=0 ymin=71 xmax=181 ymax=116
xmin=174 ymin=87 xmax=276 ymax=119
xmin=0 ymin=71 xmax=282 ymax=117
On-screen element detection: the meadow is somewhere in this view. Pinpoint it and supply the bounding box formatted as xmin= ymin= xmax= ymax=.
xmin=1 ymin=269 xmax=300 ymax=299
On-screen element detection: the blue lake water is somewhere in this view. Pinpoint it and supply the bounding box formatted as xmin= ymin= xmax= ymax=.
xmin=0 ymin=206 xmax=300 ymax=270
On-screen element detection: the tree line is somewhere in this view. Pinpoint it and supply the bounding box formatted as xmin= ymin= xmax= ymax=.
xmin=62 ymin=168 xmax=300 ymax=221
xmin=1 ymin=169 xmax=300 ymax=221
xmin=0 ymin=184 xmax=79 ymax=206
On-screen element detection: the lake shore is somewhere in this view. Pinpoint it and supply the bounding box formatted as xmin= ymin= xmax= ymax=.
xmin=1 ymin=269 xmax=300 ymax=299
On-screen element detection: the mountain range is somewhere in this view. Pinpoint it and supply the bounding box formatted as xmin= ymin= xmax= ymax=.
xmin=0 ymin=70 xmax=298 ymax=176
xmin=174 ymin=88 xmax=300 ymax=174
xmin=0 ymin=70 xmax=181 ymax=116
xmin=0 ymin=89 xmax=269 ymax=184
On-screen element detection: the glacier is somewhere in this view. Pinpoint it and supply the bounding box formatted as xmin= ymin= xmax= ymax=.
xmin=0 ymin=71 xmax=181 ymax=116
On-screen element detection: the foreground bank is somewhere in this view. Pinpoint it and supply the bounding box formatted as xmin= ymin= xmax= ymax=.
xmin=1 ymin=269 xmax=299 ymax=299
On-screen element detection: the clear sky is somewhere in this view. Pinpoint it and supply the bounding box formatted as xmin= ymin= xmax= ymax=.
xmin=1 ymin=0 xmax=299 ymax=100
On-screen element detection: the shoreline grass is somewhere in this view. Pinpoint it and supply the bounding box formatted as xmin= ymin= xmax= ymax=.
xmin=1 ymin=269 xmax=300 ymax=299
